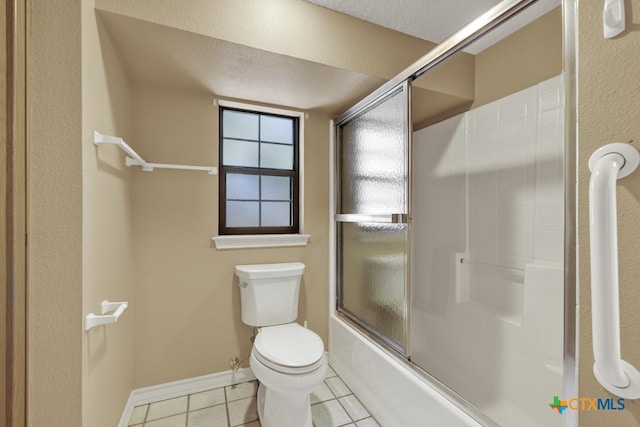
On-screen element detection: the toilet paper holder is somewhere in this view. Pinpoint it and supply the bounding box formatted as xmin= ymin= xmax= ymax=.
xmin=85 ymin=300 xmax=128 ymax=331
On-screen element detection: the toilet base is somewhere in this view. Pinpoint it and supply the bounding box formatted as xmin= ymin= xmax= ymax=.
xmin=250 ymin=351 xmax=327 ymax=427
xmin=257 ymin=382 xmax=313 ymax=427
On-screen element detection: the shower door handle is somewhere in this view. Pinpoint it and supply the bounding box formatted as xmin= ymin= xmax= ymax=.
xmin=334 ymin=213 xmax=408 ymax=224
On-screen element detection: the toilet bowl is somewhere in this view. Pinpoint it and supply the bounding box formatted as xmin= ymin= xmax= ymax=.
xmin=250 ymin=323 xmax=327 ymax=427
xmin=234 ymin=263 xmax=326 ymax=427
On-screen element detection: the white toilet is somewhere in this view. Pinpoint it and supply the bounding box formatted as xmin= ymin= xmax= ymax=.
xmin=235 ymin=262 xmax=327 ymax=427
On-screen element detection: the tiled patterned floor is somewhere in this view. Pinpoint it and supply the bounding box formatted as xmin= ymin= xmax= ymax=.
xmin=128 ymin=365 xmax=379 ymax=427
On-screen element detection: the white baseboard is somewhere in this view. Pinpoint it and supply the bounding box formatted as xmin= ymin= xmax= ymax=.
xmin=118 ymin=367 xmax=256 ymax=427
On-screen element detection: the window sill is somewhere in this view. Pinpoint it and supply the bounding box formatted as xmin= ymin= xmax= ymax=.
xmin=212 ymin=234 xmax=310 ymax=250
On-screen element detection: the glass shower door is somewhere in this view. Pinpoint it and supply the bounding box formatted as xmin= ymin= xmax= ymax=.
xmin=335 ymin=82 xmax=411 ymax=355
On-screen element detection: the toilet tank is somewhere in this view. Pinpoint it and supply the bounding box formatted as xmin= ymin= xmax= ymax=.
xmin=235 ymin=262 xmax=305 ymax=327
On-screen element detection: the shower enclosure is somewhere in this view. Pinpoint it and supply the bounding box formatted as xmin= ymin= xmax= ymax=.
xmin=331 ymin=1 xmax=574 ymax=426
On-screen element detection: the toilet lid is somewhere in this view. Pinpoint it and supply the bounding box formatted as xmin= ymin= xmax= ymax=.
xmin=254 ymin=323 xmax=324 ymax=371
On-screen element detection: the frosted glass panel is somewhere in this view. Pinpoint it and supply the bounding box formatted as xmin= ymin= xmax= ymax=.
xmin=339 ymin=223 xmax=408 ymax=346
xmin=261 ymin=143 xmax=293 ymax=170
xmin=262 ymin=176 xmax=291 ymax=200
xmin=223 ymin=110 xmax=259 ymax=140
xmin=261 ymin=116 xmax=294 ymax=144
xmin=340 ymin=87 xmax=406 ymax=215
xmin=227 ymin=201 xmax=259 ymax=227
xmin=223 ymin=139 xmax=259 ymax=167
xmin=261 ymin=202 xmax=292 ymax=226
xmin=227 ymin=174 xmax=259 ymax=200
xmin=336 ymin=83 xmax=409 ymax=353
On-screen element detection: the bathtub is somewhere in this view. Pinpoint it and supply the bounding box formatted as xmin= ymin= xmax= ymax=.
xmin=329 ymin=315 xmax=487 ymax=427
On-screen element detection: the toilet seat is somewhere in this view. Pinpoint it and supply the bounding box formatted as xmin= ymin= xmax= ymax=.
xmin=253 ymin=323 xmax=324 ymax=374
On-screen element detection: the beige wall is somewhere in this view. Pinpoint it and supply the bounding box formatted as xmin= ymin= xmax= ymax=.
xmin=94 ymin=0 xmax=436 ymax=87
xmin=81 ymin=1 xmax=136 ymax=426
xmin=131 ymin=86 xmax=330 ymax=387
xmin=28 ymin=0 xmax=83 ymax=425
xmin=578 ymin=2 xmax=640 ymax=426
xmin=415 ymin=7 xmax=562 ymax=128
xmin=28 ymin=2 xmax=331 ymax=423
xmin=94 ymin=0 xmax=474 ymax=106
xmin=474 ymin=7 xmax=562 ymax=108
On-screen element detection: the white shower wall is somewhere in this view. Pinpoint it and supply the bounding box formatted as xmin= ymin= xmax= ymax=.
xmin=411 ymin=75 xmax=564 ymax=427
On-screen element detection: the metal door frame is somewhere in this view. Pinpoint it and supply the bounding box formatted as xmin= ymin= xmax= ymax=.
xmin=335 ymin=80 xmax=412 ymax=356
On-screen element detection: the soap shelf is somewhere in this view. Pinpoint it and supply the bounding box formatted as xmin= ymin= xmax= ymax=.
xmin=85 ymin=300 xmax=129 ymax=331
xmin=93 ymin=131 xmax=217 ymax=175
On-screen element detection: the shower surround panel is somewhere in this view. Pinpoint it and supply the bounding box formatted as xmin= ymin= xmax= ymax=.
xmin=411 ymin=75 xmax=564 ymax=427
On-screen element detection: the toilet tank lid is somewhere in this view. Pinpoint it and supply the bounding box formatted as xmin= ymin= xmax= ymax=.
xmin=235 ymin=262 xmax=305 ymax=280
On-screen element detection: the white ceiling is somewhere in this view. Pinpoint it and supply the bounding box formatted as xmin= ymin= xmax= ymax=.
xmin=304 ymin=0 xmax=561 ymax=54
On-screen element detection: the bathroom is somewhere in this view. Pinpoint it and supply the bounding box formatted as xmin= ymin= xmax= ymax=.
xmin=4 ymin=0 xmax=640 ymax=426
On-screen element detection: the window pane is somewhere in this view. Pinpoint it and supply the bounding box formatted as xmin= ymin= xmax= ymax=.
xmin=223 ymin=139 xmax=259 ymax=167
xmin=261 ymin=143 xmax=293 ymax=170
xmin=227 ymin=174 xmax=259 ymax=200
xmin=219 ymin=105 xmax=299 ymax=234
xmin=223 ymin=110 xmax=259 ymax=140
xmin=261 ymin=116 xmax=294 ymax=144
xmin=261 ymin=176 xmax=291 ymax=200
xmin=261 ymin=202 xmax=292 ymax=226
xmin=227 ymin=201 xmax=259 ymax=227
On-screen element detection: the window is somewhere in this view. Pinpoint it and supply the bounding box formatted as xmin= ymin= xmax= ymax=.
xmin=219 ymin=105 xmax=299 ymax=235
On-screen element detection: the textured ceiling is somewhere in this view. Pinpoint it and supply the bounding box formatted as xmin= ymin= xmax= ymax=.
xmin=304 ymin=0 xmax=561 ymax=54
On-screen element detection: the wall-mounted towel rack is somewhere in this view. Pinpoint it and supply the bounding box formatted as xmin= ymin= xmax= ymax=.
xmin=589 ymin=142 xmax=640 ymax=398
xmin=85 ymin=300 xmax=129 ymax=331
xmin=93 ymin=131 xmax=217 ymax=174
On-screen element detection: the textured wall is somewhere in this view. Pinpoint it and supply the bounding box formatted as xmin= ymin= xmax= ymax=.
xmin=93 ymin=0 xmax=474 ymax=101
xmin=81 ymin=2 xmax=136 ymax=426
xmin=474 ymin=7 xmax=562 ymax=108
xmin=578 ymin=1 xmax=640 ymax=425
xmin=93 ymin=0 xmax=436 ymax=85
xmin=131 ymin=86 xmax=330 ymax=387
xmin=28 ymin=0 xmax=83 ymax=425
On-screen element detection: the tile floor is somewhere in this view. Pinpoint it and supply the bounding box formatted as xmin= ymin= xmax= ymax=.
xmin=128 ymin=365 xmax=379 ymax=427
